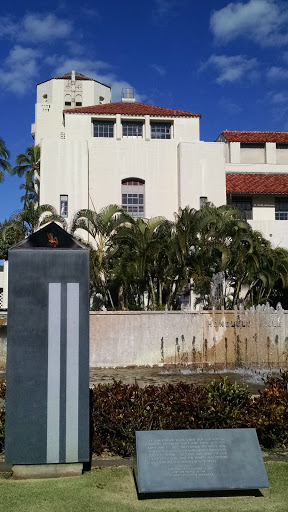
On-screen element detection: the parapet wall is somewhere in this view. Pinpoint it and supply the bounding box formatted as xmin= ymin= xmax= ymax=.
xmin=89 ymin=308 xmax=288 ymax=369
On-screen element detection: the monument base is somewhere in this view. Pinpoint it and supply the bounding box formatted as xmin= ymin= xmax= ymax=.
xmin=12 ymin=463 xmax=83 ymax=479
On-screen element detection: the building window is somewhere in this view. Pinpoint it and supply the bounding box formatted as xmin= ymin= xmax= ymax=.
xmin=93 ymin=120 xmax=114 ymax=138
xmin=75 ymin=95 xmax=82 ymax=107
xmin=122 ymin=121 xmax=143 ymax=138
xmin=240 ymin=143 xmax=265 ymax=149
xmin=151 ymin=122 xmax=171 ymax=139
xmin=275 ymin=197 xmax=288 ymax=220
xmin=64 ymin=94 xmax=71 ymax=107
xmin=60 ymin=195 xmax=68 ymax=217
xmin=231 ymin=196 xmax=253 ymax=220
xmin=200 ymin=196 xmax=207 ymax=208
xmin=122 ymin=178 xmax=145 ymax=218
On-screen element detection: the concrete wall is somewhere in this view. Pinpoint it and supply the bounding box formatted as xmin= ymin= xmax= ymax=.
xmin=89 ymin=309 xmax=288 ymax=369
xmin=228 ymin=142 xmax=288 ymax=167
xmin=276 ymin=147 xmax=288 ymax=164
xmin=178 ymin=142 xmax=226 ymax=210
xmin=249 ymin=219 xmax=288 ymax=249
xmin=40 ymin=139 xmax=89 ymax=226
xmin=240 ymin=147 xmax=265 ymax=164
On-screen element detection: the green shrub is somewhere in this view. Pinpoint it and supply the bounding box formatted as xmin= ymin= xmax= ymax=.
xmin=247 ymin=371 xmax=288 ymax=448
xmin=91 ymin=378 xmax=252 ymax=457
xmin=0 ymin=373 xmax=287 ymax=457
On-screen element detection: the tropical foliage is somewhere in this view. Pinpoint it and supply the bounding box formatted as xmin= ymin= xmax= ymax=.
xmin=10 ymin=202 xmax=66 ymax=237
xmin=90 ymin=372 xmax=288 ymax=456
xmin=0 ymin=138 xmax=11 ymax=182
xmin=2 ymin=372 xmax=287 ymax=455
xmin=71 ymin=203 xmax=288 ymax=311
xmin=10 ymin=144 xmax=40 ymax=205
xmin=0 ymin=219 xmax=26 ymax=260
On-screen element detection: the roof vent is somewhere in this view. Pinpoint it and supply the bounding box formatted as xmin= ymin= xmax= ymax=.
xmin=121 ymin=88 xmax=136 ymax=103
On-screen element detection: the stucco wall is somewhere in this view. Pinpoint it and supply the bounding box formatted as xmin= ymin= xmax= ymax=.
xmin=35 ymin=78 xmax=111 ymax=144
xmin=276 ymin=147 xmax=288 ymax=164
xmin=178 ymin=142 xmax=226 ymax=210
xmin=87 ymin=137 xmax=178 ymax=220
xmin=240 ymin=147 xmax=265 ymax=164
xmin=249 ymin=219 xmax=288 ymax=249
xmin=40 ymin=139 xmax=89 ymax=226
xmin=89 ymin=310 xmax=288 ymax=369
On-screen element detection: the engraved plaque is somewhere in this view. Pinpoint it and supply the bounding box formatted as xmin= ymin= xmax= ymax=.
xmin=135 ymin=429 xmax=269 ymax=494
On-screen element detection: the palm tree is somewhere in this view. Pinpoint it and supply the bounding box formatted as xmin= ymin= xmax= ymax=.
xmin=71 ymin=204 xmax=129 ymax=263
xmin=12 ymin=202 xmax=66 ymax=237
xmin=11 ymin=144 xmax=40 ymax=180
xmin=0 ymin=218 xmax=26 ymax=260
xmin=11 ymin=144 xmax=40 ymax=205
xmin=71 ymin=205 xmax=130 ymax=308
xmin=114 ymin=216 xmax=167 ymax=308
xmin=191 ymin=203 xmax=256 ymax=308
xmin=0 ymin=138 xmax=11 ymax=182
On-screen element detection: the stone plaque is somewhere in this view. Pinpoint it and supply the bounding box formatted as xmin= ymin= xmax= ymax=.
xmin=135 ymin=429 xmax=269 ymax=494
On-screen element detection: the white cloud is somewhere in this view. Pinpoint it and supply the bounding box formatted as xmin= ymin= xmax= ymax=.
xmin=0 ymin=13 xmax=73 ymax=43
xmin=53 ymin=58 xmax=146 ymax=102
xmin=0 ymin=46 xmax=40 ymax=95
xmin=0 ymin=16 xmax=18 ymax=38
xmin=269 ymin=92 xmax=288 ymax=104
xmin=151 ymin=64 xmax=166 ymax=76
xmin=200 ymin=54 xmax=259 ymax=84
xmin=81 ymin=6 xmax=101 ymax=18
xmin=153 ymin=0 xmax=177 ymax=16
xmin=267 ymin=66 xmax=288 ymax=80
xmin=210 ymin=0 xmax=288 ymax=47
xmin=218 ymin=96 xmax=242 ymax=113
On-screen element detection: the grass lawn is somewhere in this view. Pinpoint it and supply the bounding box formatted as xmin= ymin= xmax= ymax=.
xmin=0 ymin=462 xmax=287 ymax=512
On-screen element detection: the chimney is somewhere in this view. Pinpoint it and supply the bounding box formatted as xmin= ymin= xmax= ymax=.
xmin=71 ymin=70 xmax=76 ymax=83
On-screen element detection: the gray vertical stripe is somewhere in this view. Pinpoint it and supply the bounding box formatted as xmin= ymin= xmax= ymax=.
xmin=66 ymin=283 xmax=79 ymax=462
xmin=47 ymin=283 xmax=61 ymax=463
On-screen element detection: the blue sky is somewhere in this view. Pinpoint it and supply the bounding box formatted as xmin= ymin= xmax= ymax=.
xmin=1 ymin=0 xmax=288 ymax=222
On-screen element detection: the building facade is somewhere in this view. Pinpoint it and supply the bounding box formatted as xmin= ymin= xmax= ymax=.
xmin=217 ymin=131 xmax=288 ymax=249
xmin=34 ymin=71 xmax=226 ymax=228
xmin=3 ymin=71 xmax=288 ymax=310
xmin=34 ymin=71 xmax=288 ymax=249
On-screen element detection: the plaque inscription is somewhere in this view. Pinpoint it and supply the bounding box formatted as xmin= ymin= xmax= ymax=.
xmin=135 ymin=429 xmax=269 ymax=494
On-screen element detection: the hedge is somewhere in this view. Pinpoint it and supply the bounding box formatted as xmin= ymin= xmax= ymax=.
xmin=0 ymin=373 xmax=288 ymax=456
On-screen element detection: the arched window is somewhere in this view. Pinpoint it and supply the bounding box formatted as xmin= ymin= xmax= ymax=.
xmin=122 ymin=178 xmax=145 ymax=218
xmin=64 ymin=94 xmax=71 ymax=106
xmin=75 ymin=94 xmax=82 ymax=107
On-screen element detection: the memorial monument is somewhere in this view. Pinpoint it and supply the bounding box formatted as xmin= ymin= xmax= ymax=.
xmin=135 ymin=429 xmax=269 ymax=497
xmin=5 ymin=222 xmax=90 ymax=477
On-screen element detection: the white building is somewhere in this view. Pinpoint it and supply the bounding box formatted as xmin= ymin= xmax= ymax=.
xmin=34 ymin=71 xmax=226 ymax=227
xmin=216 ymin=131 xmax=288 ymax=249
xmin=32 ymin=72 xmax=288 ymax=249
xmin=3 ymin=71 xmax=288 ymax=309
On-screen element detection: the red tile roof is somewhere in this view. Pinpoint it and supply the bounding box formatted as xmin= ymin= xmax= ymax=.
xmin=226 ymin=173 xmax=288 ymax=194
xmin=221 ymin=131 xmax=288 ymax=143
xmin=38 ymin=72 xmax=111 ymax=88
xmin=63 ymin=102 xmax=201 ymax=117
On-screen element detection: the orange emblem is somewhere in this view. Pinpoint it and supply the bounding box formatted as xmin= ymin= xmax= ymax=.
xmin=47 ymin=233 xmax=59 ymax=248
